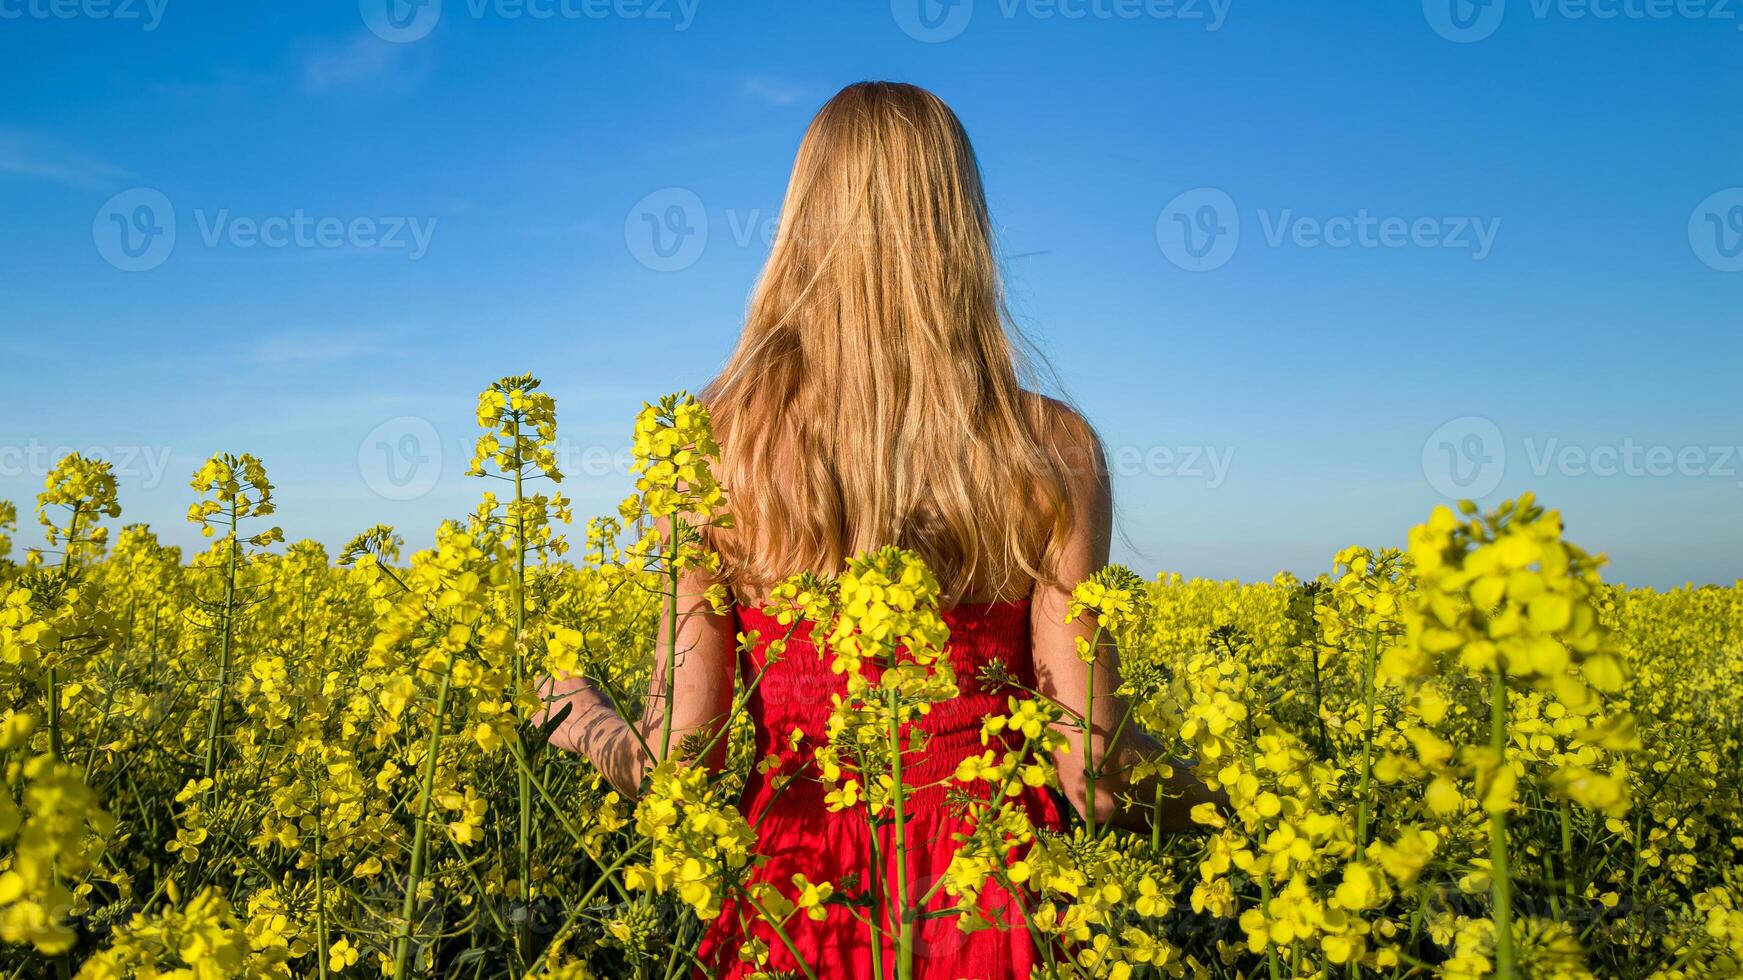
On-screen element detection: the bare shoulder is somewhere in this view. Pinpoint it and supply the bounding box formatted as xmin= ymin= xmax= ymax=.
xmin=1018 ymin=393 xmax=1112 ymax=598
xmin=1020 ymin=391 xmax=1107 ymax=487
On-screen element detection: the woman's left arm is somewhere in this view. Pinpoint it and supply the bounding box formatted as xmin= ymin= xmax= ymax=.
xmin=532 ymin=567 xmax=737 ymax=798
xmin=1030 ymin=409 xmax=1224 ymax=833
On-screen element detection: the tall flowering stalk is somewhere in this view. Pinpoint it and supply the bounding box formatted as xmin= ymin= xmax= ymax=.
xmin=31 ymin=454 xmax=121 ymax=763
xmin=13 ymin=456 xmax=121 ymax=980
xmin=1386 ymin=494 xmax=1634 ymax=977
xmin=549 ymin=393 xmax=830 ymax=978
xmin=620 ymin=392 xmax=729 ymax=761
xmin=187 ymin=453 xmax=281 ymax=781
xmin=344 ymin=520 xmax=510 ymax=979
xmin=467 ymin=373 xmax=569 ymax=958
xmin=1313 ymin=546 xmax=1409 ymax=850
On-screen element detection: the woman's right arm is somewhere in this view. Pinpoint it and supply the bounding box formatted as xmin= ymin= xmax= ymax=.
xmin=534 ymin=567 xmax=737 ymax=798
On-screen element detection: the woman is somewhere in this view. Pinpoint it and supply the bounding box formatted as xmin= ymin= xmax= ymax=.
xmin=537 ymin=81 xmax=1216 ymax=979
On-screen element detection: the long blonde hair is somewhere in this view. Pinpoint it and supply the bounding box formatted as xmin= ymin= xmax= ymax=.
xmin=704 ymin=81 xmax=1085 ymax=603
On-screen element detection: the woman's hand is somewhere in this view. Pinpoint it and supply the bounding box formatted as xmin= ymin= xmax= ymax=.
xmin=530 ymin=673 xmax=589 ymax=751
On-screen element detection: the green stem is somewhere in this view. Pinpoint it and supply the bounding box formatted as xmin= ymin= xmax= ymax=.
xmin=46 ymin=507 xmax=82 ymax=764
xmin=392 ymin=649 xmax=458 ymax=979
xmin=201 ymin=505 xmax=239 ymax=781
xmin=524 ymin=843 xmax=647 ymax=976
xmin=510 ymin=413 xmax=534 ymax=966
xmin=887 ymin=682 xmax=914 ymax=980
xmin=1558 ymin=798 xmax=1576 ymax=907
xmin=1245 ymin=734 xmax=1282 ymax=980
xmin=1355 ymin=625 xmax=1379 ymax=848
xmin=44 ymin=668 xmax=63 ymax=762
xmin=740 ymin=888 xmax=821 ymax=980
xmin=1150 ymin=781 xmax=1164 ymax=851
xmin=866 ymin=822 xmax=886 ymax=980
xmin=1488 ymin=668 xmax=1516 ymax=979
xmin=1258 ymin=868 xmax=1283 ymax=980
xmin=658 ymin=519 xmax=680 ymax=759
xmin=313 ymin=769 xmax=330 ymax=980
xmin=1310 ymin=640 xmax=1328 ymax=755
xmin=1083 ymin=625 xmax=1101 ymax=838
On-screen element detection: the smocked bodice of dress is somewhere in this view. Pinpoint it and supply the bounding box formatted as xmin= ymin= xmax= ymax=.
xmin=735 ymin=597 xmax=1039 ymax=783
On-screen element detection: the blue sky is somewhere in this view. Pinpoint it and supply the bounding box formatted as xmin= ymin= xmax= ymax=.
xmin=1 ymin=0 xmax=1739 ymax=587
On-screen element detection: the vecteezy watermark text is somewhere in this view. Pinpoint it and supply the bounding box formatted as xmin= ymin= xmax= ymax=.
xmin=1106 ymin=443 xmax=1235 ymax=488
xmin=361 ymin=0 xmax=698 ymax=43
xmin=93 ymin=188 xmax=439 ymax=272
xmin=1423 ymin=0 xmax=1743 ymax=43
xmin=1157 ymin=188 xmax=1500 ymax=272
xmin=1421 ymin=416 xmax=1743 ymax=499
xmin=193 ymin=210 xmax=438 ymax=260
xmin=1522 ymin=437 xmax=1743 ymax=483
xmin=891 ymin=0 xmax=1228 ymax=43
xmin=1255 ymin=209 xmax=1500 ymax=259
xmin=0 ymin=0 xmax=167 ymax=29
xmin=0 ymin=442 xmax=174 ymax=489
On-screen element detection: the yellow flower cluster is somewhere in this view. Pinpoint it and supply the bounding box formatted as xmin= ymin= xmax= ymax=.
xmin=625 ymin=393 xmax=724 ymax=523
xmin=0 ymin=713 xmax=114 ymax=955
xmin=620 ymin=392 xmax=730 ymax=581
xmin=32 ymin=453 xmax=120 ymax=566
xmin=804 ymin=547 xmax=956 ymax=816
xmin=624 ymin=760 xmax=757 ymax=920
xmin=187 ymin=452 xmax=280 ymax=544
xmin=468 ymin=374 xmax=571 ymax=563
xmin=0 ymin=501 xmax=16 ymax=561
xmin=73 ymin=886 xmax=280 ymax=980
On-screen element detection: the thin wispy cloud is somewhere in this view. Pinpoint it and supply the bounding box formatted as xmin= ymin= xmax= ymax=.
xmin=245 ymin=329 xmax=397 ymax=366
xmin=144 ymin=68 xmax=265 ymax=102
xmin=296 ymin=33 xmax=433 ymax=95
xmin=738 ymin=75 xmax=811 ymax=108
xmin=0 ymin=128 xmax=131 ymax=189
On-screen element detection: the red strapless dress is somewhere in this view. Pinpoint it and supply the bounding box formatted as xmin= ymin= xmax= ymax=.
xmin=697 ymin=598 xmax=1066 ymax=979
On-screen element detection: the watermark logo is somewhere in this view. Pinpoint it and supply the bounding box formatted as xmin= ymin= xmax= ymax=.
xmin=1522 ymin=437 xmax=1743 ymax=486
xmin=1423 ymin=0 xmax=1505 ymax=42
xmin=891 ymin=0 xmax=975 ymax=41
xmin=363 ymin=0 xmax=699 ymax=38
xmin=361 ymin=0 xmax=443 ymax=42
xmin=1423 ymin=416 xmax=1506 ymax=499
xmin=1158 ymin=188 xmax=1500 ymax=270
xmin=192 ymin=210 xmax=438 ymax=259
xmin=1421 ymin=420 xmax=1743 ymax=499
xmin=1157 ymin=187 xmax=1239 ymax=272
xmin=1257 ymin=209 xmax=1499 ymax=259
xmin=1688 ymin=187 xmax=1743 ymax=272
xmin=1428 ymin=0 xmax=1742 ymax=42
xmin=466 ymin=0 xmax=699 ymax=29
xmin=359 ymin=417 xmax=443 ymax=501
xmin=1106 ymin=443 xmax=1235 ymax=488
xmin=625 ymin=188 xmax=708 ymax=272
xmin=893 ymin=0 xmax=1227 ymax=40
xmin=95 ymin=191 xmax=437 ymax=268
xmin=0 ymin=0 xmax=168 ymax=30
xmin=0 ymin=441 xmax=174 ymax=489
xmin=94 ymin=188 xmax=176 ymax=272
